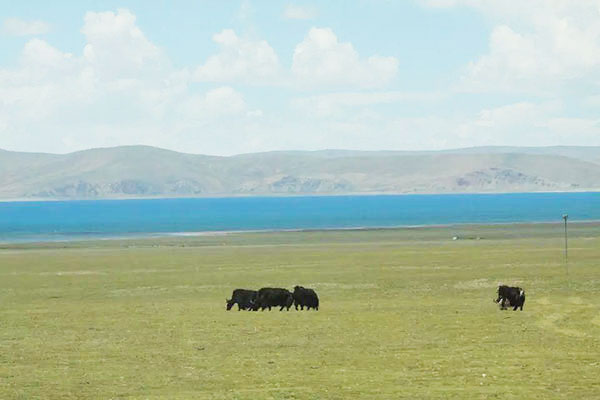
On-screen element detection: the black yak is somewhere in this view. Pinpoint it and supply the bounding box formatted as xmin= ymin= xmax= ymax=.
xmin=495 ymin=285 xmax=525 ymax=311
xmin=226 ymin=289 xmax=258 ymax=311
xmin=253 ymin=288 xmax=294 ymax=311
xmin=292 ymin=286 xmax=319 ymax=310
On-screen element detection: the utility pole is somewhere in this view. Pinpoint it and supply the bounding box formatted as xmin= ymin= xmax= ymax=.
xmin=562 ymin=214 xmax=569 ymax=284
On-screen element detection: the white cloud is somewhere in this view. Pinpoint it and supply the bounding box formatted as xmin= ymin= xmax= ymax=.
xmin=285 ymin=99 xmax=600 ymax=151
xmin=20 ymin=39 xmax=75 ymax=72
xmin=423 ymin=0 xmax=600 ymax=92
xmin=414 ymin=0 xmax=600 ymax=148
xmin=2 ymin=17 xmax=50 ymax=36
xmin=3 ymin=6 xmax=598 ymax=155
xmin=283 ymin=5 xmax=317 ymax=20
xmin=292 ymin=91 xmax=442 ymax=117
xmin=463 ymin=22 xmax=600 ymax=92
xmin=457 ymin=102 xmax=551 ymax=142
xmin=181 ymin=86 xmax=247 ymax=120
xmin=454 ymin=101 xmax=600 ymax=146
xmin=0 ymin=10 xmax=257 ymax=155
xmin=194 ymin=26 xmax=398 ymax=89
xmin=0 ymin=39 xmax=82 ymax=123
xmin=292 ymin=28 xmax=398 ymax=88
xmin=81 ymin=9 xmax=164 ymax=80
xmin=194 ymin=29 xmax=282 ymax=84
xmin=464 ymin=25 xmax=538 ymax=90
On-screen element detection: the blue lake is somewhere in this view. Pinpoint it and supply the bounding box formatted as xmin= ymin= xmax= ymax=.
xmin=0 ymin=192 xmax=599 ymax=242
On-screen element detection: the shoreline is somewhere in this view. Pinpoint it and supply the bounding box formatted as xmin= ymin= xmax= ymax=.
xmin=1 ymin=219 xmax=599 ymax=245
xmin=1 ymin=189 xmax=600 ymax=203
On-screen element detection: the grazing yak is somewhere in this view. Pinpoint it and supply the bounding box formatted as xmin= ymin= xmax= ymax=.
xmin=226 ymin=289 xmax=258 ymax=311
xmin=495 ymin=285 xmax=525 ymax=311
xmin=292 ymin=286 xmax=319 ymax=311
xmin=253 ymin=288 xmax=294 ymax=311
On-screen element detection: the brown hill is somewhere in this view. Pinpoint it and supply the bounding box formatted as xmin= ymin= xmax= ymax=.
xmin=1 ymin=146 xmax=599 ymax=199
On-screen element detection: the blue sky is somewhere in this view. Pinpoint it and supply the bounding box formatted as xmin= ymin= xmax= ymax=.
xmin=1 ymin=1 xmax=599 ymax=155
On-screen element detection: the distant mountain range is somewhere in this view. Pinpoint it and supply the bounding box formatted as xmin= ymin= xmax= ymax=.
xmin=1 ymin=145 xmax=599 ymax=199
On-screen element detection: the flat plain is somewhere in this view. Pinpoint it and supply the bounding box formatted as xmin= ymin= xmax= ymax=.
xmin=1 ymin=223 xmax=599 ymax=399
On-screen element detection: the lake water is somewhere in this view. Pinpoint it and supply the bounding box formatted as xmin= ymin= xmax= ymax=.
xmin=0 ymin=192 xmax=599 ymax=243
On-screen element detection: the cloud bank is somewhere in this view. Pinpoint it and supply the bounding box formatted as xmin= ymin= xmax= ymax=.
xmin=2 ymin=17 xmax=50 ymax=36
xmin=1 ymin=3 xmax=599 ymax=155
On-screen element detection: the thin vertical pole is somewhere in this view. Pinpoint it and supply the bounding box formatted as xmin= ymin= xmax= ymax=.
xmin=564 ymin=217 xmax=568 ymax=263
xmin=563 ymin=214 xmax=569 ymax=286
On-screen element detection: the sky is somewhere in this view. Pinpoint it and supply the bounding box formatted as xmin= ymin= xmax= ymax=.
xmin=1 ymin=0 xmax=599 ymax=155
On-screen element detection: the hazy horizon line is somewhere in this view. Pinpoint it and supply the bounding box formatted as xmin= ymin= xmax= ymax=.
xmin=3 ymin=144 xmax=600 ymax=158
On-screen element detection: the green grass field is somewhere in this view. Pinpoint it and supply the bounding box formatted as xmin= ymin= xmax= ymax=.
xmin=1 ymin=223 xmax=599 ymax=399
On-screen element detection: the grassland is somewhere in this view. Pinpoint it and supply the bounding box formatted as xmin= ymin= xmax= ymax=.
xmin=1 ymin=223 xmax=599 ymax=399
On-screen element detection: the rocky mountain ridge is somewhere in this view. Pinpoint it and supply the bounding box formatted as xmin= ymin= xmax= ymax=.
xmin=1 ymin=146 xmax=599 ymax=199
